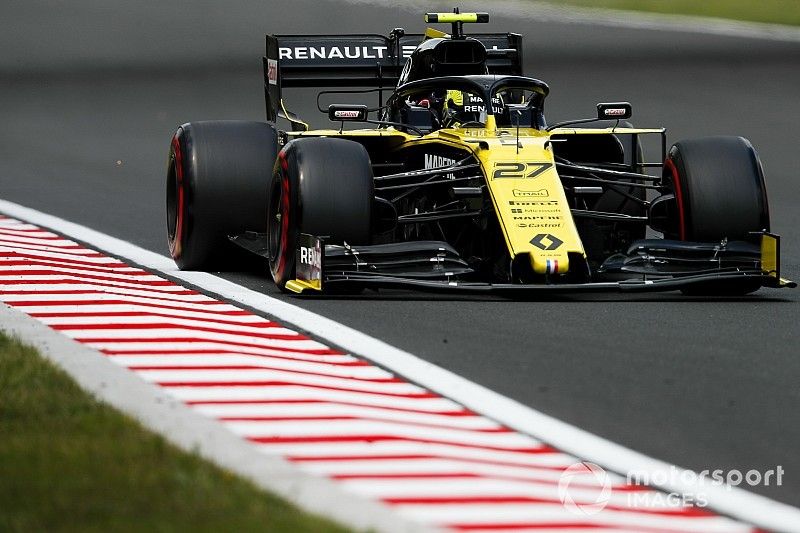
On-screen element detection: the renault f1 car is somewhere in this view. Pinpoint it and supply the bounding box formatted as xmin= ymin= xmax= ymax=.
xmin=166 ymin=11 xmax=795 ymax=295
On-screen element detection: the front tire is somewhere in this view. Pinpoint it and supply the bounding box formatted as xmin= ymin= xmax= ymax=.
xmin=268 ymin=137 xmax=374 ymax=290
xmin=663 ymin=136 xmax=770 ymax=295
xmin=166 ymin=121 xmax=278 ymax=270
xmin=664 ymin=136 xmax=769 ymax=242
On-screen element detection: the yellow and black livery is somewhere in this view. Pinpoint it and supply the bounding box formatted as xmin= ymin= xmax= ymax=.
xmin=168 ymin=11 xmax=795 ymax=296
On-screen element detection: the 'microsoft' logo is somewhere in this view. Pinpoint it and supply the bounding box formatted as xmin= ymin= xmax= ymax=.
xmin=558 ymin=462 xmax=612 ymax=516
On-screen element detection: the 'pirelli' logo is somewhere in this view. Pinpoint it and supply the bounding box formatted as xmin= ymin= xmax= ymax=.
xmin=492 ymin=162 xmax=552 ymax=180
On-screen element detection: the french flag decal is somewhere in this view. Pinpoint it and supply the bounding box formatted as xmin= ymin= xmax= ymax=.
xmin=546 ymin=258 xmax=559 ymax=274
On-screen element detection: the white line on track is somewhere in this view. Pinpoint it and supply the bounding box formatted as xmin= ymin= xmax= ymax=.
xmin=166 ymin=385 xmax=464 ymax=410
xmin=350 ymin=0 xmax=800 ymax=43
xmin=1 ymin=197 xmax=799 ymax=532
xmin=111 ymin=354 xmax=390 ymax=376
xmin=263 ymin=441 xmax=575 ymax=466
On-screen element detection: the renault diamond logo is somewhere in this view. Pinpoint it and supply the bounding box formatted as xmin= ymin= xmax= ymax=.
xmin=530 ymin=233 xmax=563 ymax=250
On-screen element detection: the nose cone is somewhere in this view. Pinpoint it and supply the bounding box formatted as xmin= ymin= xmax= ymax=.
xmin=530 ymin=252 xmax=569 ymax=275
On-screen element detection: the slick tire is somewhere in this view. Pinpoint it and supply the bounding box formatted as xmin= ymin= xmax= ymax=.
xmin=267 ymin=137 xmax=373 ymax=291
xmin=664 ymin=136 xmax=770 ymax=295
xmin=166 ymin=121 xmax=278 ymax=270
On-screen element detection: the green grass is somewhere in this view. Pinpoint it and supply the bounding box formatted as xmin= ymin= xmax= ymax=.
xmin=0 ymin=334 xmax=351 ymax=533
xmin=540 ymin=0 xmax=800 ymax=26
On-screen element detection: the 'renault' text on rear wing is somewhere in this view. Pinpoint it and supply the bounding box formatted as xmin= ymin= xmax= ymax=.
xmin=263 ymin=32 xmax=522 ymax=123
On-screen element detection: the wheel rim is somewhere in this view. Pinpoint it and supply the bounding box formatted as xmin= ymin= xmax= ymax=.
xmin=267 ymin=177 xmax=282 ymax=264
xmin=166 ymin=135 xmax=185 ymax=258
xmin=268 ymin=170 xmax=290 ymax=280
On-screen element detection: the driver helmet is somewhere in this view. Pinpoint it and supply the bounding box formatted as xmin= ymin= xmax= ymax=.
xmin=442 ymin=90 xmax=504 ymax=128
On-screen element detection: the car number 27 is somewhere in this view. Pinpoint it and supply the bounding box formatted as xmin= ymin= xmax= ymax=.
xmin=492 ymin=162 xmax=552 ymax=180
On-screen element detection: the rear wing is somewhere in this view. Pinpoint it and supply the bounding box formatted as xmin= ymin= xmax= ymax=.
xmin=263 ymin=32 xmax=522 ymax=123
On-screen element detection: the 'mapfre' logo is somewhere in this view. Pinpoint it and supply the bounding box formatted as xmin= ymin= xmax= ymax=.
xmin=492 ymin=162 xmax=552 ymax=180
xmin=425 ymin=154 xmax=457 ymax=180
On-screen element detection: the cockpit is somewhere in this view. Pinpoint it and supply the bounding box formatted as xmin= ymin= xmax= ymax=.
xmin=387 ymin=75 xmax=550 ymax=133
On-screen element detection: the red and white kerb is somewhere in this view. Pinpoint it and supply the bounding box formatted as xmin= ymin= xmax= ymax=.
xmin=0 ymin=213 xmax=755 ymax=532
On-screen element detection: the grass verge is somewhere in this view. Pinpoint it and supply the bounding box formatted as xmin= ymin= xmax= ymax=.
xmin=0 ymin=333 xmax=351 ymax=533
xmin=540 ymin=0 xmax=800 ymax=27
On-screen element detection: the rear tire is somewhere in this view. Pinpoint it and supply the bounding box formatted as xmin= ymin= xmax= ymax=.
xmin=166 ymin=121 xmax=278 ymax=270
xmin=663 ymin=136 xmax=770 ymax=295
xmin=268 ymin=137 xmax=373 ymax=290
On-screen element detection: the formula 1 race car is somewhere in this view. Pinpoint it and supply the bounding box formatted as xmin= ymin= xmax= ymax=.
xmin=166 ymin=10 xmax=795 ymax=295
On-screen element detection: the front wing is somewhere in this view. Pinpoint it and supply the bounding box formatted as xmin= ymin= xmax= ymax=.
xmin=230 ymin=232 xmax=795 ymax=295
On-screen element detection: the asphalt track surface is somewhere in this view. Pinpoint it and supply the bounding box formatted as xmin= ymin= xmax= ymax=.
xmin=2 ymin=0 xmax=799 ymax=509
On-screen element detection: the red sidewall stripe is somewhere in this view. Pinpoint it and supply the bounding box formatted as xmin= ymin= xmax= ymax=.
xmin=664 ymin=157 xmax=687 ymax=240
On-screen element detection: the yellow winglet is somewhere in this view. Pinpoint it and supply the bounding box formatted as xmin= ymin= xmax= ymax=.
xmin=284 ymin=279 xmax=322 ymax=294
xmin=425 ymin=27 xmax=449 ymax=39
xmin=760 ymin=233 xmax=779 ymax=278
xmin=759 ymin=233 xmax=795 ymax=288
